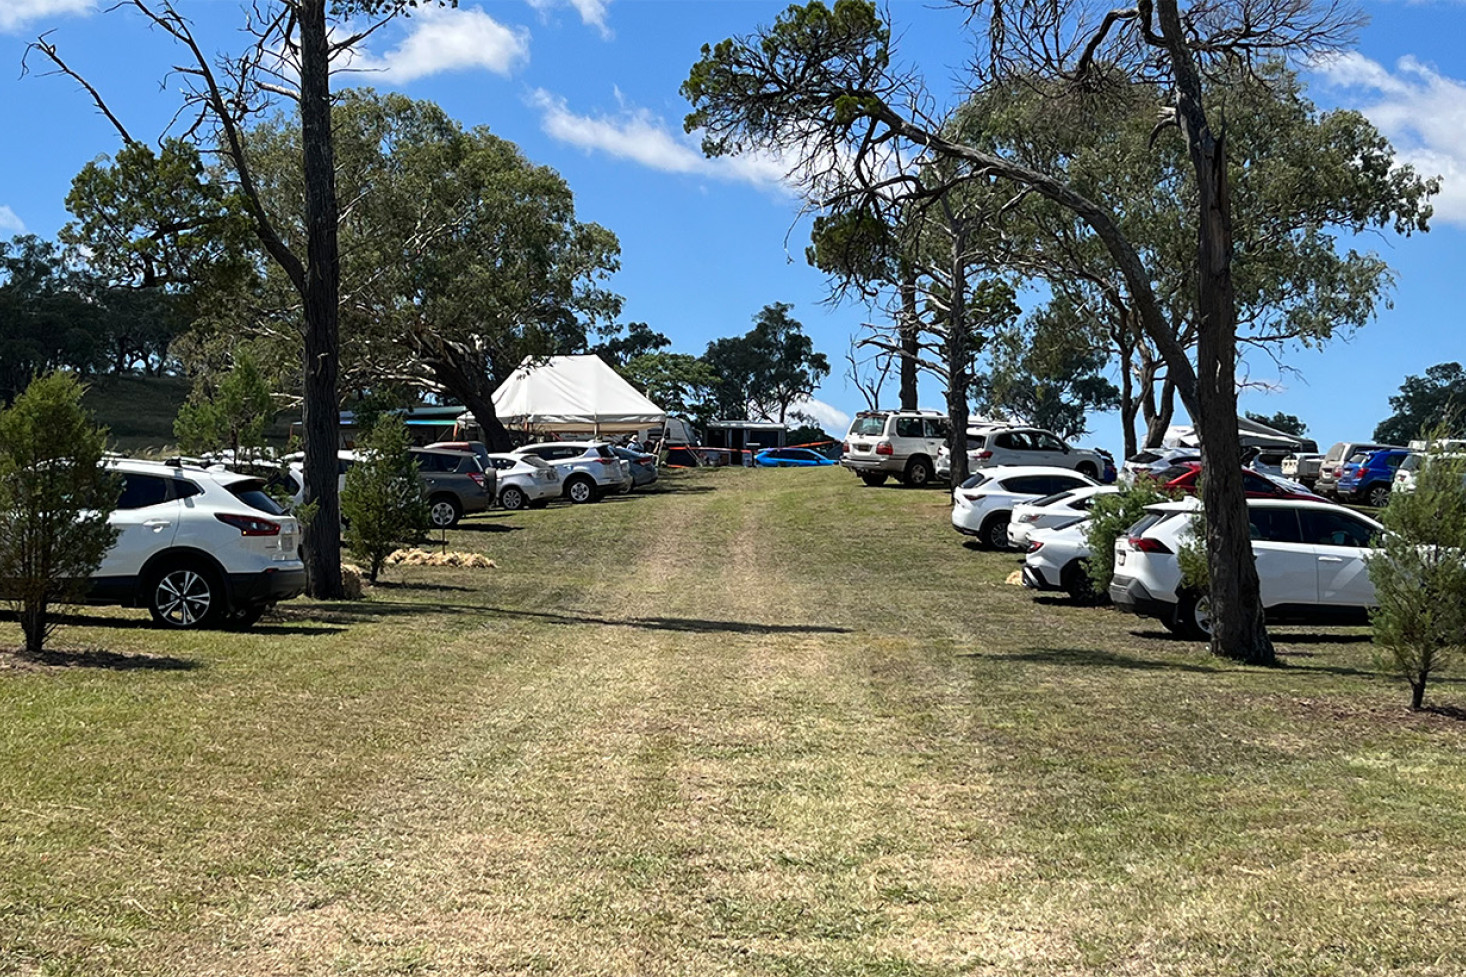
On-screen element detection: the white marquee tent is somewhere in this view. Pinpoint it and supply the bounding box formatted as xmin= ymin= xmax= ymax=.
xmin=486 ymin=355 xmax=666 ymax=435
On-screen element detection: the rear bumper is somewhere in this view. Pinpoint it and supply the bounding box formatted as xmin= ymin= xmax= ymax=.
xmin=1109 ymin=574 xmax=1174 ymax=620
xmin=1022 ymin=563 xmax=1061 ymax=591
xmin=841 ymin=456 xmax=901 ymax=475
xmin=229 ymin=567 xmax=307 ymax=606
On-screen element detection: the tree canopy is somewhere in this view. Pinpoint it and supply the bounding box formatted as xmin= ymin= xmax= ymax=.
xmin=1375 ymin=363 xmax=1466 ymax=444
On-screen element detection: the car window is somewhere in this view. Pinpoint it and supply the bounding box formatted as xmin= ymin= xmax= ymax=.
xmin=849 ymin=415 xmax=885 ymax=437
xmin=174 ymin=480 xmax=203 ymax=501
xmin=895 ymin=417 xmax=923 ymax=438
xmin=1248 ymin=507 xmax=1303 ymax=543
xmin=116 ymin=473 xmax=171 ymax=510
xmin=1384 ymin=452 xmax=1407 ymax=471
xmin=1242 ymin=471 xmax=1276 ymax=493
xmin=924 ymin=418 xmax=950 ymax=439
xmin=1128 ymin=512 xmax=1171 ymax=536
xmin=1029 ymin=490 xmax=1077 ymax=508
xmin=1003 ymin=476 xmax=1054 ymax=495
xmin=1050 ymin=475 xmax=1092 ymax=493
xmin=1035 ymin=432 xmax=1066 ymax=452
xmin=517 ymin=455 xmax=549 ymax=470
xmin=228 ymin=480 xmax=287 ymax=516
xmin=453 ymin=455 xmax=482 ymax=474
xmin=596 ymin=445 xmax=616 ymax=459
xmin=959 ymin=472 xmax=989 ymax=490
xmin=1157 ymin=465 xmax=1197 ymax=483
xmin=1299 ymin=509 xmax=1375 ymax=548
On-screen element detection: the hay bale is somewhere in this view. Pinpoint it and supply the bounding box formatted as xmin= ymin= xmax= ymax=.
xmin=341 ymin=563 xmax=367 ymax=599
xmin=384 ymin=548 xmax=497 ymax=570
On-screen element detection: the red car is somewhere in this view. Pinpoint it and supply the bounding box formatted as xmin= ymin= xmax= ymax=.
xmin=1153 ymin=463 xmax=1328 ymax=502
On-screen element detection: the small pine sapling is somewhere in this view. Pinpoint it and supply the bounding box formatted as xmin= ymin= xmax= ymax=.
xmin=340 ymin=415 xmax=429 ymax=583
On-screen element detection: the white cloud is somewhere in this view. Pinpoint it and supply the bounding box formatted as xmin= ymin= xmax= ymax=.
xmin=0 ymin=206 xmax=25 ymax=235
xmin=524 ymin=0 xmax=612 ymax=39
xmin=1315 ymin=51 xmax=1466 ymax=224
xmin=349 ymin=4 xmax=530 ymax=83
xmin=789 ymin=397 xmax=851 ymax=435
xmin=527 ymin=88 xmax=796 ymax=194
xmin=0 ymin=0 xmax=93 ymax=33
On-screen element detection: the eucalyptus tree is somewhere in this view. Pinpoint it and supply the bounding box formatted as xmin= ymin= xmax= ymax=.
xmin=683 ymin=0 xmax=1435 ymax=663
xmin=33 ymin=0 xmax=457 ymax=597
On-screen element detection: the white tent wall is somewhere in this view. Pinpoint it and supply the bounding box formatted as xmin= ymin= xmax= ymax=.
xmin=483 ymin=355 xmax=666 ymax=436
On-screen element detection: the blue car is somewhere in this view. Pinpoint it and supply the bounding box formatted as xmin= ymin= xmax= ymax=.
xmin=1336 ymin=448 xmax=1409 ymax=508
xmin=755 ymin=447 xmax=837 ymax=468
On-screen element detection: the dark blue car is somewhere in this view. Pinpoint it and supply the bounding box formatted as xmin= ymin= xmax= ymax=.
xmin=755 ymin=447 xmax=837 ymax=468
xmin=1336 ymin=448 xmax=1409 ymax=508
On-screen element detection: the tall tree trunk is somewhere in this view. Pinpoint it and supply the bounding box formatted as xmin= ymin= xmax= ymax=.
xmin=1146 ymin=375 xmax=1176 ymax=449
xmin=899 ymin=262 xmax=919 ymax=411
xmin=945 ymin=233 xmax=970 ymax=486
xmin=1158 ymin=0 xmax=1273 ymax=666
xmin=20 ymin=600 xmax=46 ymax=655
xmin=298 ymin=0 xmax=344 ymax=599
xmin=425 ymin=353 xmax=515 ymax=452
xmin=1117 ymin=317 xmax=1138 ymax=459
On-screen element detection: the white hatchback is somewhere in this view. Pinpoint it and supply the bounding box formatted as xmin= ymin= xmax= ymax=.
xmin=1007 ymin=485 xmax=1119 ymax=549
xmin=1021 ymin=521 xmax=1099 ymax=601
xmin=950 ymin=466 xmax=1099 ymax=550
xmin=485 ymin=452 xmax=561 ymax=510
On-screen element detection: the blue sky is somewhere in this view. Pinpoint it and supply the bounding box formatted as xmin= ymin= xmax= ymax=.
xmin=1 ymin=0 xmax=1462 ymax=453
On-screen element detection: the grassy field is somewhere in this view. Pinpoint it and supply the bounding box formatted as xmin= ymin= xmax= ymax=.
xmin=3 ymin=466 xmax=1465 ymax=976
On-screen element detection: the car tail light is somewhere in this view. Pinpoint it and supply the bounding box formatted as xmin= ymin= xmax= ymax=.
xmin=1019 ymin=513 xmax=1039 ymax=522
xmin=875 ymin=442 xmax=894 ymax=456
xmin=1028 ymin=540 xmax=1044 ymax=552
xmin=960 ymin=490 xmax=985 ymax=502
xmin=216 ymin=513 xmax=281 ymax=537
xmin=841 ymin=441 xmax=849 ymax=453
xmin=468 ymin=472 xmax=486 ymax=488
xmin=976 ymin=450 xmax=993 ymax=460
xmin=597 ymin=457 xmax=619 ymax=465
xmin=1127 ymin=536 xmax=1172 ymax=554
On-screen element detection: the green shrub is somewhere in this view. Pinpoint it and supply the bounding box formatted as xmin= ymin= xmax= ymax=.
xmin=341 ymin=415 xmax=429 ymax=583
xmin=1367 ymin=433 xmax=1466 ymax=710
xmin=1085 ymin=479 xmax=1176 ymax=593
xmin=0 ymin=373 xmax=120 ymax=654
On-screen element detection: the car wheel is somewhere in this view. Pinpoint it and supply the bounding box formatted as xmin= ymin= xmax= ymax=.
xmin=499 ymin=485 xmax=527 ymax=510
xmin=429 ymin=494 xmax=462 ymax=528
xmin=148 ymin=563 xmax=223 ymax=630
xmin=979 ymin=514 xmax=1010 ymax=551
xmin=565 ymin=476 xmax=598 ymax=504
xmin=1077 ymin=461 xmax=1099 ymax=479
xmin=1062 ymin=559 xmax=1100 ymax=603
xmin=1174 ymin=591 xmax=1212 ymax=641
xmin=904 ymin=457 xmax=932 ymax=487
xmin=221 ymin=604 xmax=267 ymax=631
xmin=859 ymin=472 xmax=888 ymax=487
xmin=1367 ymin=484 xmax=1391 ymax=509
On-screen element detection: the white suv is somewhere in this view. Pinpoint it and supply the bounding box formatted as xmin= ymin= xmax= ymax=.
xmin=512 ymin=442 xmax=632 ymax=503
xmin=939 ymin=424 xmax=1108 ymax=480
xmin=950 ymin=466 xmax=1099 ymax=550
xmin=88 ymin=458 xmax=306 ymax=629
xmin=1109 ymin=497 xmax=1382 ymax=639
xmin=841 ymin=410 xmax=951 ymax=487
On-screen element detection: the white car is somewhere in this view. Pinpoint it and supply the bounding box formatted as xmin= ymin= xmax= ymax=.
xmin=1021 ymin=520 xmax=1099 ymax=601
xmin=84 ymin=458 xmax=306 ymax=629
xmin=1109 ymin=497 xmax=1382 ymax=639
xmin=512 ymin=441 xmax=632 ymax=503
xmin=1120 ymin=447 xmax=1201 ymax=484
xmin=937 ymin=424 xmax=1108 ymax=481
xmin=1006 ymin=485 xmax=1119 ymax=549
xmin=950 ymin=466 xmax=1099 ymax=550
xmin=841 ymin=409 xmax=951 ymax=487
xmin=485 ymin=452 xmax=561 ymax=510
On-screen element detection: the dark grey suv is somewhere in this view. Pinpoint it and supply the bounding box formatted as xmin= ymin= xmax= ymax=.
xmin=409 ymin=448 xmax=494 ymax=527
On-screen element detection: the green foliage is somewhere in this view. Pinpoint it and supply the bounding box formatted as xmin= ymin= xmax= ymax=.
xmin=0 ymin=372 xmax=119 ymax=654
xmin=1245 ymin=411 xmax=1308 ymax=437
xmin=341 ymin=415 xmax=429 ymax=582
xmin=1368 ymin=431 xmax=1466 ymax=710
xmin=975 ymin=303 xmax=1118 ymax=441
xmin=173 ymin=351 xmax=277 ymax=458
xmin=1085 ymin=481 xmax=1177 ymax=593
xmin=1374 ymin=363 xmax=1466 ymax=445
xmin=703 ymin=303 xmax=830 ymax=423
xmin=592 ymin=322 xmax=670 ymax=367
xmin=620 ymin=352 xmax=721 ymax=424
xmin=1176 ymin=516 xmax=1211 ymax=594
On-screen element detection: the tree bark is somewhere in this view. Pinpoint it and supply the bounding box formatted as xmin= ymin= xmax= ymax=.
xmin=945 ymin=230 xmax=971 ymax=486
xmin=1117 ymin=318 xmax=1137 ymax=459
xmin=899 ymin=263 xmax=920 ymax=411
xmin=423 ymin=352 xmax=515 ymax=452
xmin=20 ymin=600 xmax=46 ymax=655
xmin=298 ymin=0 xmax=344 ymax=599
xmin=1156 ymin=0 xmax=1273 ymax=665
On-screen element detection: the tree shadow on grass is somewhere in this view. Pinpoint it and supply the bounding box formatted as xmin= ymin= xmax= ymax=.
xmin=451 ymin=522 xmax=521 ymax=533
xmin=973 ymin=646 xmax=1223 ymax=674
xmin=482 ymin=606 xmax=853 ymax=635
xmin=370 ymin=580 xmax=478 ymax=593
xmin=10 ymin=647 xmax=200 ymax=671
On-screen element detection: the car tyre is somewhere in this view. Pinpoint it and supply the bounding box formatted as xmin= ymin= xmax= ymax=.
xmin=979 ymin=514 xmax=1011 ymax=551
xmin=859 ymin=472 xmax=888 ymax=487
xmin=1077 ymin=461 xmax=1099 ymax=479
xmin=1174 ymin=591 xmax=1212 ymax=641
xmin=904 ymin=456 xmax=932 ymax=488
xmin=499 ymin=485 xmax=527 ymax=510
xmin=221 ymin=603 xmax=267 ymax=631
xmin=1366 ymin=484 xmax=1391 ymax=509
xmin=148 ymin=562 xmax=224 ymax=630
xmin=429 ymin=494 xmax=462 ymax=528
xmin=1062 ymin=559 xmax=1100 ymax=604
xmin=565 ymin=476 xmax=598 ymax=504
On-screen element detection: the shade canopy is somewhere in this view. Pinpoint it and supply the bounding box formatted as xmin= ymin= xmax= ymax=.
xmin=488 ymin=355 xmax=665 ymax=434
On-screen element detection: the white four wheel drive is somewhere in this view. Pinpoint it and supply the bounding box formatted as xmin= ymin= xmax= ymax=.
xmin=840 ymin=410 xmax=951 ymax=487
xmin=512 ymin=442 xmax=633 ymax=503
xmin=86 ymin=458 xmax=306 ymax=630
xmin=1109 ymin=497 xmax=1383 ymax=639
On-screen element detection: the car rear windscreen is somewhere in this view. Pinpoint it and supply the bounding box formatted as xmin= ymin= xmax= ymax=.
xmin=849 ymin=416 xmax=886 ymax=437
xmin=229 ymin=479 xmax=287 ymax=516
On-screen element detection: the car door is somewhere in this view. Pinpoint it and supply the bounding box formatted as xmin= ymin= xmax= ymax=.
xmin=1031 ymin=431 xmax=1070 ymax=469
xmin=1299 ymin=508 xmax=1378 ymax=606
xmin=1245 ymin=506 xmax=1317 ymax=607
xmin=99 ymin=472 xmax=183 ymax=579
xmin=923 ymin=417 xmax=950 ymax=464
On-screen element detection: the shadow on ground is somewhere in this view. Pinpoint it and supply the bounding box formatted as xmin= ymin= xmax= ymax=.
xmin=7 ymin=647 xmax=200 ymax=671
xmin=974 ymin=646 xmax=1223 ymax=674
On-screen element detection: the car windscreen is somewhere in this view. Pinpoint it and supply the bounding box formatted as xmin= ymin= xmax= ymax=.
xmin=228 ymin=479 xmax=287 ymax=515
xmin=1027 ymin=490 xmax=1077 ymax=508
xmin=849 ymin=416 xmax=886 ymax=437
xmin=1155 ymin=465 xmax=1197 ymax=482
